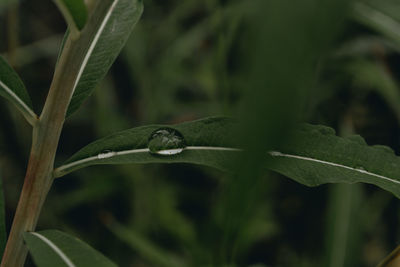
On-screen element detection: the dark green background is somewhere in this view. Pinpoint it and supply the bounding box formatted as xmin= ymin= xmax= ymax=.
xmin=1 ymin=0 xmax=400 ymax=266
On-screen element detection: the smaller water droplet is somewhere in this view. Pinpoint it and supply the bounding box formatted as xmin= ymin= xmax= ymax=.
xmin=148 ymin=127 xmax=186 ymax=156
xmin=97 ymin=150 xmax=116 ymax=159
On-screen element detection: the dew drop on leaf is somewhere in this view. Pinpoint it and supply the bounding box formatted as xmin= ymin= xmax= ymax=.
xmin=148 ymin=127 xmax=186 ymax=156
xmin=97 ymin=150 xmax=116 ymax=159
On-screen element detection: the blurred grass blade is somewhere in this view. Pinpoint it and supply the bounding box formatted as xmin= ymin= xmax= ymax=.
xmin=65 ymin=0 xmax=143 ymax=117
xmin=324 ymin=184 xmax=363 ymax=267
xmin=219 ymin=0 xmax=351 ymax=261
xmin=0 ymin=56 xmax=37 ymax=125
xmin=53 ymin=0 xmax=87 ymax=36
xmin=24 ymin=230 xmax=117 ymax=267
xmin=345 ymin=59 xmax=400 ymax=122
xmin=105 ymin=218 xmax=185 ymax=267
xmin=56 ymin=117 xmax=400 ymax=199
xmin=354 ymin=1 xmax=400 ymax=45
xmin=0 ymin=0 xmax=17 ymax=13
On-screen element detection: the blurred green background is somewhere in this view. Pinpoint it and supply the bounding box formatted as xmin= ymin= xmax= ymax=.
xmin=1 ymin=0 xmax=400 ymax=266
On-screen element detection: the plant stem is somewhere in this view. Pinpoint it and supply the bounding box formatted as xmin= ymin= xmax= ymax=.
xmin=0 ymin=35 xmax=79 ymax=267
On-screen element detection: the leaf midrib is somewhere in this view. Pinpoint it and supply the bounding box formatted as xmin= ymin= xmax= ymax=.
xmin=70 ymin=0 xmax=119 ymax=100
xmin=269 ymin=151 xmax=400 ymax=185
xmin=55 ymin=144 xmax=400 ymax=187
xmin=54 ymin=146 xmax=241 ymax=177
xmin=29 ymin=232 xmax=75 ymax=267
xmin=0 ymin=79 xmax=36 ymax=122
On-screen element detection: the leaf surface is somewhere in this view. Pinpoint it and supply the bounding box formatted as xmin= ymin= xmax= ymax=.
xmin=66 ymin=0 xmax=143 ymax=116
xmin=0 ymin=56 xmax=37 ymax=125
xmin=54 ymin=117 xmax=240 ymax=177
xmin=55 ymin=117 xmax=400 ymax=199
xmin=268 ymin=124 xmax=400 ymax=198
xmin=24 ymin=230 xmax=116 ymax=267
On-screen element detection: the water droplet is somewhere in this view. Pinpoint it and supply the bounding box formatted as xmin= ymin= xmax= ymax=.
xmin=97 ymin=150 xmax=116 ymax=159
xmin=148 ymin=127 xmax=186 ymax=156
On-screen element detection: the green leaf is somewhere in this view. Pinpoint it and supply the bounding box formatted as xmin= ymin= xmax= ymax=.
xmin=54 ymin=117 xmax=239 ymax=177
xmin=0 ymin=56 xmax=37 ymax=125
xmin=268 ymin=124 xmax=400 ymax=198
xmin=55 ymin=117 xmax=400 ymax=199
xmin=66 ymin=0 xmax=143 ymax=117
xmin=24 ymin=230 xmax=116 ymax=267
xmin=53 ymin=0 xmax=87 ymax=33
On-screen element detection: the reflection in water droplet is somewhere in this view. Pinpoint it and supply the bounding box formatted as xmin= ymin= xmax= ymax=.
xmin=97 ymin=150 xmax=116 ymax=159
xmin=148 ymin=127 xmax=186 ymax=156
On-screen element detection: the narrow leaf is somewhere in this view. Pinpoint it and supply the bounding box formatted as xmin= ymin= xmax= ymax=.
xmin=24 ymin=230 xmax=116 ymax=267
xmin=0 ymin=56 xmax=37 ymax=125
xmin=55 ymin=117 xmax=400 ymax=199
xmin=53 ymin=0 xmax=87 ymax=33
xmin=66 ymin=0 xmax=143 ymax=117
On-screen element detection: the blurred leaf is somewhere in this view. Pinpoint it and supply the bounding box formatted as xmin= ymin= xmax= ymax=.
xmin=218 ymin=0 xmax=352 ymax=261
xmin=324 ymin=184 xmax=363 ymax=267
xmin=0 ymin=56 xmax=37 ymax=125
xmin=24 ymin=230 xmax=116 ymax=267
xmin=53 ymin=0 xmax=87 ymax=33
xmin=346 ymin=58 xmax=400 ymax=121
xmin=0 ymin=0 xmax=17 ymax=12
xmin=105 ymin=218 xmax=185 ymax=267
xmin=354 ymin=0 xmax=400 ymax=45
xmin=335 ymin=36 xmax=400 ymax=57
xmin=66 ymin=0 xmax=143 ymax=117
